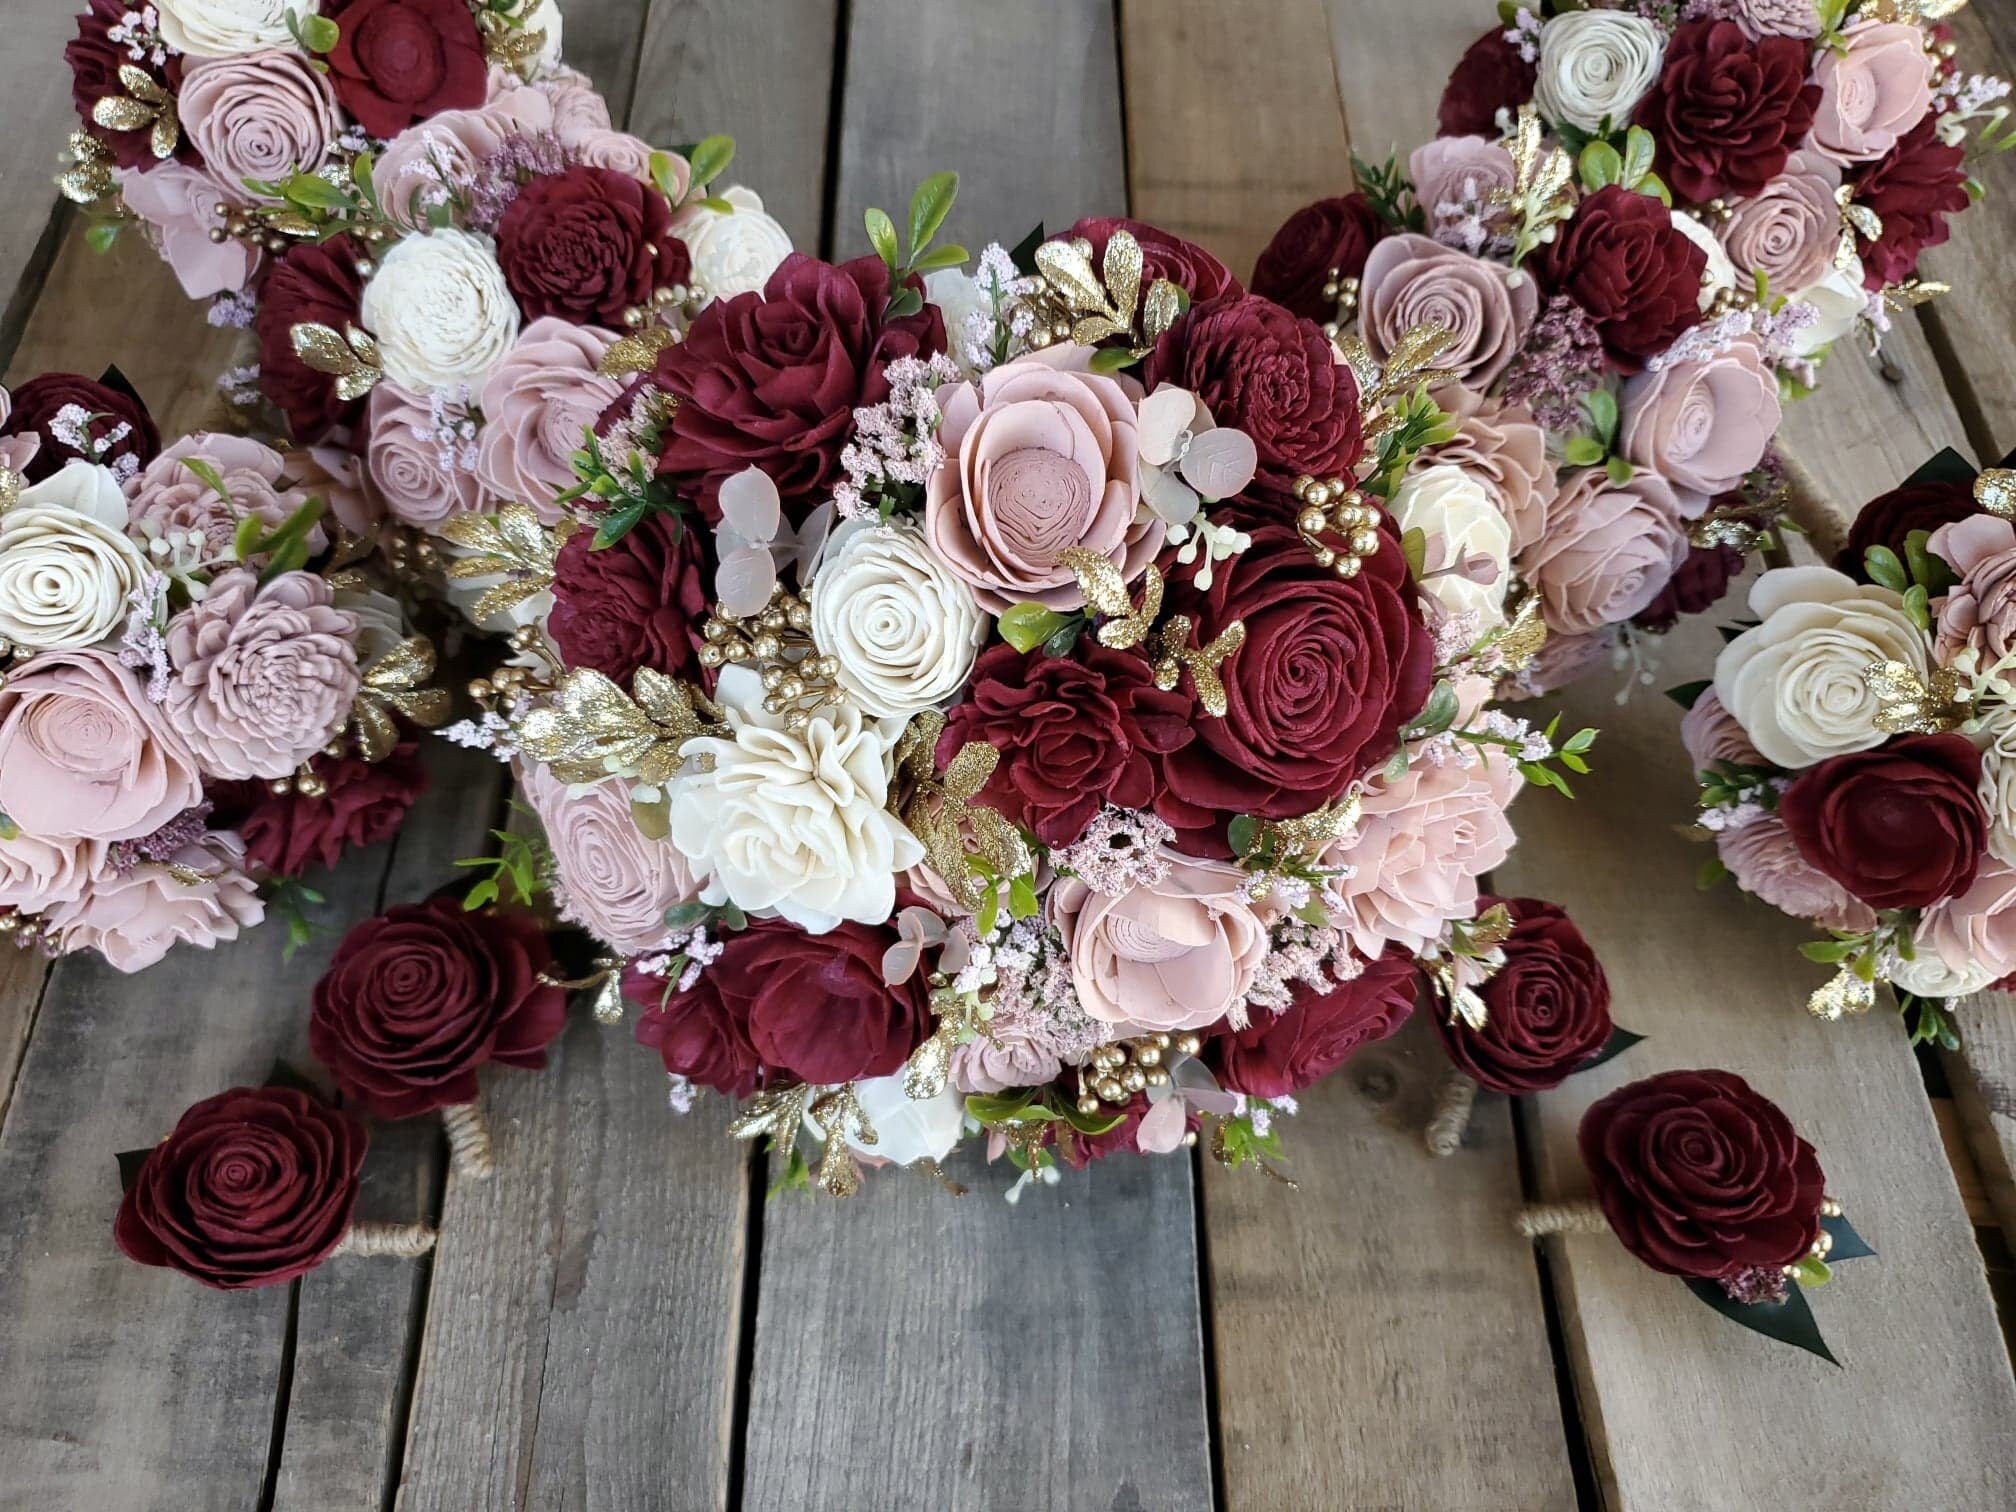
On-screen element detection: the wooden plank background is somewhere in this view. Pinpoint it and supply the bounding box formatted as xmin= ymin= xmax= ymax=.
xmin=0 ymin=0 xmax=2013 ymax=1508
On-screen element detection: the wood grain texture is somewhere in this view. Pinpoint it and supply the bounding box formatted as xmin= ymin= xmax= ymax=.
xmin=627 ymin=0 xmax=840 ymax=249
xmin=1203 ymin=1014 xmax=1576 ymax=1512
xmin=549 ymin=0 xmax=653 ymax=124
xmin=1317 ymin=0 xmax=1480 ymax=158
xmin=0 ymin=0 xmax=85 ymax=366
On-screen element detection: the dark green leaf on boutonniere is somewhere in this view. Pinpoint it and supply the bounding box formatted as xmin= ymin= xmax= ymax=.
xmin=1580 ymin=1026 xmax=1644 ymax=1072
xmin=1684 ymin=1276 xmax=1839 ymax=1366
xmin=1822 ymin=1212 xmax=1875 ymax=1263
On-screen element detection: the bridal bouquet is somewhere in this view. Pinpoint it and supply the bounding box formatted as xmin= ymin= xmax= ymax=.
xmin=1254 ymin=0 xmax=2008 ymax=690
xmin=446 ymin=178 xmax=1598 ymax=1196
xmin=0 ymin=367 xmax=447 ymax=971
xmin=1679 ymin=450 xmax=2016 ymax=1048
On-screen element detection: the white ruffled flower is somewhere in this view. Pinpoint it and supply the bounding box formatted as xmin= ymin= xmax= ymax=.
xmin=1978 ymin=711 xmax=2016 ymax=869
xmin=1387 ymin=463 xmax=1512 ymax=632
xmin=518 ymin=0 xmax=565 ymax=76
xmin=668 ymin=663 xmax=924 ymax=932
xmin=1787 ymin=258 xmax=1867 ymax=356
xmin=1713 ymin=565 xmax=1929 ymax=770
xmin=155 ymin=0 xmax=317 ymax=58
xmin=670 ymin=185 xmax=793 ymax=301
xmin=0 ymin=461 xmax=149 ymax=651
xmin=1885 ymin=938 xmax=1998 ymax=1000
xmin=809 ymin=520 xmax=987 ymax=720
xmin=1533 ymin=11 xmax=1666 ymax=132
xmin=358 ymin=229 xmax=521 ymax=394
xmin=1669 ymin=210 xmax=1737 ymax=312
xmin=925 ymin=266 xmax=992 ymax=379
xmin=807 ymin=1073 xmax=965 ymax=1167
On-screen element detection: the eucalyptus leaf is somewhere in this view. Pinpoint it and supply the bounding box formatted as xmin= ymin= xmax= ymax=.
xmin=1683 ymin=1276 xmax=1839 ymax=1366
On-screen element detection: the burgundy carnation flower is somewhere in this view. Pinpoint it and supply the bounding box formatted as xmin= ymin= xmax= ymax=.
xmin=1632 ymin=543 xmax=1744 ymax=632
xmin=650 ymin=253 xmax=944 ymax=523
xmin=1780 ymin=733 xmax=1986 ymax=910
xmin=321 ymin=0 xmax=488 ymax=140
xmin=634 ymin=916 xmax=931 ymax=1090
xmin=1633 ymin=21 xmax=1819 ymax=204
xmin=1 ymin=370 xmax=159 ymax=483
xmin=546 ymin=511 xmax=710 ymax=687
xmin=1433 ymin=897 xmax=1612 ymax=1094
xmin=1250 ymin=194 xmax=1384 ymax=323
xmin=1535 ymin=186 xmax=1706 ymax=371
xmin=1204 ymin=949 xmax=1418 ymax=1098
xmin=1145 ymin=293 xmax=1364 ymax=509
xmin=1438 ymin=28 xmax=1538 ymax=138
xmin=936 ymin=642 xmax=1194 ymax=848
xmin=310 ymin=897 xmax=567 ymax=1119
xmin=1061 ymin=216 xmax=1242 ymax=304
xmin=256 ymin=234 xmax=371 ymax=440
xmin=114 ymin=1085 xmax=366 ymax=1290
xmin=1852 ymin=119 xmax=1971 ymax=290
xmin=1835 ymin=478 xmax=1978 ymax=580
xmin=215 ymin=740 xmax=429 ymax=878
xmin=68 ymin=0 xmax=195 ymax=172
xmin=1579 ymin=1068 xmax=1824 ymax=1282
xmin=1154 ymin=525 xmax=1434 ymax=854
xmin=496 ymin=164 xmax=690 ymax=329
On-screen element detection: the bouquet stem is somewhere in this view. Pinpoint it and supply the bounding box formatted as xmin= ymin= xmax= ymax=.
xmin=1424 ymin=1069 xmax=1477 ymax=1157
xmin=1514 ymin=1200 xmax=1610 ymax=1239
xmin=442 ymin=1101 xmax=496 ymax=1179
xmin=333 ymin=1221 xmax=437 ymax=1259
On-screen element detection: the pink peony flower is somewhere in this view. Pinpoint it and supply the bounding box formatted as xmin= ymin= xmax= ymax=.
xmin=1681 ymin=690 xmax=1764 ymax=771
xmin=950 ymin=1028 xmax=1066 ymax=1097
xmin=370 ymin=86 xmax=557 ymax=229
xmin=476 ymin=318 xmax=622 ymax=521
xmin=44 ymin=831 xmax=263 ymax=972
xmin=1717 ymin=812 xmax=1876 ymax=934
xmin=116 ymin=163 xmax=262 ymax=300
xmin=0 ymin=829 xmax=101 ymax=917
xmin=1929 ymin=513 xmax=2016 ymax=665
xmin=1809 ymin=20 xmax=1936 ymax=165
xmin=1915 ymin=861 xmax=2016 ymax=990
xmin=518 ymin=761 xmax=699 ymax=955
xmin=364 ymin=381 xmax=486 ymax=529
xmin=1621 ymin=337 xmax=1781 ymax=506
xmin=126 ymin=434 xmax=320 ymax=562
xmin=1521 ymin=466 xmax=1690 ymax=635
xmin=178 ymin=49 xmax=344 ymax=193
xmin=1359 ymin=233 xmax=1537 ymax=389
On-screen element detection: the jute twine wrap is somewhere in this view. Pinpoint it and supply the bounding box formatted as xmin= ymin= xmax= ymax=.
xmin=442 ymin=1101 xmax=496 ymax=1180
xmin=331 ymin=1221 xmax=437 ymax=1259
xmin=1776 ymin=445 xmax=1853 ymax=562
xmin=1514 ymin=1200 xmax=1612 ymax=1239
xmin=1423 ymin=1069 xmax=1478 ymax=1157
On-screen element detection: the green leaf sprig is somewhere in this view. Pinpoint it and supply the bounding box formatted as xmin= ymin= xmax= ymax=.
xmin=865 ymin=171 xmax=967 ymax=318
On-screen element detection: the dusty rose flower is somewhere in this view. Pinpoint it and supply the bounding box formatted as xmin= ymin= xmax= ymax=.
xmin=519 ymin=761 xmax=699 ymax=955
xmin=364 ymin=381 xmax=486 ymax=529
xmin=179 ymin=49 xmax=344 ymax=193
xmin=127 ymin=435 xmax=320 ymax=563
xmin=1522 ymin=466 xmax=1690 ymax=635
xmin=44 ymin=831 xmax=263 ymax=972
xmin=1737 ymin=0 xmax=1821 ymax=40
xmin=1716 ymin=813 xmax=1876 ymax=934
xmin=1810 ymin=20 xmax=1935 ymax=165
xmin=569 ymin=129 xmax=657 ymax=182
xmin=0 ymin=830 xmax=101 ymax=917
xmin=1408 ymin=136 xmax=1516 ymax=247
xmin=1359 ymin=233 xmax=1537 ymax=389
xmin=950 ymin=1027 xmax=1065 ymax=1097
xmin=536 ymin=67 xmax=613 ymax=137
xmin=1911 ymin=862 xmax=2016 ymax=996
xmin=1929 ymin=514 xmax=2016 ymax=664
xmin=290 ymin=444 xmax=385 ymax=538
xmin=118 ymin=163 xmax=262 ymax=300
xmin=1412 ymin=384 xmax=1553 ymax=555
xmin=0 ymin=648 xmax=202 ymax=843
xmin=1050 ymin=853 xmax=1268 ymax=1033
xmin=370 ymin=85 xmax=557 ymax=228
xmin=1680 ymin=690 xmax=1764 ymax=771
xmin=1507 ymin=627 xmax=1618 ymax=699
xmin=164 ymin=570 xmax=361 ymax=782
xmin=1621 ymin=337 xmax=1781 ymax=505
xmin=1328 ymin=745 xmax=1521 ymax=958
xmin=1718 ymin=151 xmax=1842 ymax=298
xmin=922 ymin=345 xmax=1157 ymax=613
xmin=476 ymin=318 xmax=622 ymax=521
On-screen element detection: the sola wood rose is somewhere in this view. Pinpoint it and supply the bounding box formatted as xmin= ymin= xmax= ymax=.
xmin=0 ymin=368 xmax=448 ymax=971
xmin=1678 ymin=448 xmax=2016 ymax=1049
xmin=446 ymin=174 xmax=1602 ymax=1198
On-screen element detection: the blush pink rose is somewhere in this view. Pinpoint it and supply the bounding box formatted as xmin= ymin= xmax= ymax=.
xmin=1718 ymin=151 xmax=1842 ymax=297
xmin=179 ymin=49 xmax=344 ymax=193
xmin=1736 ymin=0 xmax=1822 ymax=40
xmin=1050 ymin=853 xmax=1268 ymax=1033
xmin=1413 ymin=384 xmax=1553 ymax=554
xmin=949 ymin=1026 xmax=1066 ymax=1096
xmin=44 ymin=831 xmax=264 ymax=972
xmin=371 ymin=85 xmax=557 ymax=228
xmin=1809 ymin=20 xmax=1935 ymax=165
xmin=1521 ymin=466 xmax=1690 ymax=635
xmin=519 ymin=761 xmax=699 ymax=955
xmin=1681 ymin=689 xmax=1764 ymax=771
xmin=127 ymin=434 xmax=321 ymax=562
xmin=1929 ymin=514 xmax=2016 ymax=664
xmin=117 ymin=163 xmax=262 ymax=300
xmin=1360 ymin=233 xmax=1537 ymax=389
xmin=1717 ymin=813 xmax=1876 ymax=934
xmin=923 ymin=346 xmax=1158 ymax=613
xmin=365 ymin=381 xmax=487 ymax=528
xmin=0 ymin=829 xmax=101 ymax=916
xmin=1409 ymin=137 xmax=1516 ymax=250
xmin=535 ymin=67 xmax=614 ymax=137
xmin=0 ymin=648 xmax=203 ymax=842
xmin=1327 ymin=746 xmax=1521 ymax=958
xmin=1917 ymin=861 xmax=2016 ymax=987
xmin=1621 ymin=337 xmax=1781 ymax=505
xmin=569 ymin=129 xmax=660 ymax=185
xmin=163 ymin=570 xmax=361 ymax=782
xmin=290 ymin=444 xmax=385 ymax=537
xmin=476 ymin=318 xmax=621 ymax=521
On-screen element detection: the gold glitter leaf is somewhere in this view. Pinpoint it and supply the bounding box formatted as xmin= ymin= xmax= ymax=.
xmin=1865 ymin=658 xmax=1966 ymax=735
xmin=291 ymin=322 xmax=381 ymax=402
xmin=0 ymin=467 xmax=20 ymax=512
xmin=1033 ymin=238 xmax=1108 ymax=313
xmin=362 ymin=636 xmax=437 ymax=695
xmin=1152 ymin=615 xmax=1245 ymax=718
xmin=1495 ymin=590 xmax=1549 ymax=678
xmin=92 ymin=97 xmax=154 ymax=133
xmin=1070 ymin=314 xmax=1126 ymax=347
xmin=598 ymin=324 xmax=677 ymax=378
xmin=518 ymin=667 xmax=711 ymax=787
xmin=349 ymin=699 xmax=400 ymax=764
xmin=117 ymin=65 xmax=166 ymax=106
xmin=1141 ymin=280 xmax=1181 ymax=344
xmin=1808 ymin=965 xmax=1878 ymax=1021
xmin=729 ymin=1084 xmax=811 ymax=1144
xmin=1976 ymin=469 xmax=2016 ymax=518
xmin=1058 ymin=547 xmax=1161 ymax=649
xmin=1101 ymin=229 xmax=1144 ymax=327
xmin=903 ymin=1021 xmax=956 ymax=1101
xmin=899 ymin=731 xmax=1031 ymax=911
xmin=57 ymin=131 xmax=116 ymax=205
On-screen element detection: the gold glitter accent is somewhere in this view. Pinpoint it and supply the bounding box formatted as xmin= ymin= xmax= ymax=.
xmin=1883 ymin=277 xmax=1949 ymax=311
xmin=1865 ymin=658 xmax=1967 ymax=735
xmin=1422 ymin=954 xmax=1490 ymax=1031
xmin=519 ymin=667 xmax=721 ymax=787
xmin=92 ymin=65 xmax=179 ymax=161
xmin=698 ymin=586 xmax=840 ymax=732
xmin=0 ymin=466 xmax=19 ymax=512
xmin=1835 ymin=184 xmax=1883 ymax=278
xmin=441 ymin=505 xmax=573 ymax=623
xmin=1009 ymin=229 xmax=1182 ymax=357
xmin=1056 ymin=549 xmax=1244 ymax=718
xmin=1809 ymin=965 xmax=1878 ymax=1021
xmin=1489 ymin=107 xmax=1576 ymax=268
xmin=349 ymin=637 xmax=449 ymax=762
xmin=1976 ymin=469 xmax=2016 ymax=518
xmin=895 ymin=712 xmax=1032 ymax=912
xmin=1340 ymin=323 xmax=1459 ymax=434
xmin=1292 ymin=473 xmax=1386 ymax=580
xmin=56 ymin=131 xmax=118 ymax=206
xmin=290 ymin=322 xmax=383 ymax=404
xmin=1864 ymin=0 xmax=1968 ymax=20
xmin=1494 ymin=589 xmax=1549 ymax=677
xmin=599 ymin=325 xmax=679 ymax=378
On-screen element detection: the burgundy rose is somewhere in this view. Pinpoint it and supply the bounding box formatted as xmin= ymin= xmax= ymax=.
xmin=114 ymin=1085 xmax=366 ymax=1290
xmin=1835 ymin=478 xmax=1977 ymax=580
xmin=629 ymin=956 xmax=764 ymax=1098
xmin=256 ymin=234 xmax=371 ymax=440
xmin=321 ymin=0 xmax=488 ymax=139
xmin=1061 ymin=216 xmax=1242 ymax=304
xmin=1 ymin=370 xmax=159 ymax=483
xmin=1438 ymin=28 xmax=1538 ymax=138
xmin=1144 ymin=293 xmax=1364 ymax=509
xmin=1535 ymin=186 xmax=1706 ymax=371
xmin=1852 ymin=119 xmax=1971 ymax=290
xmin=1205 ymin=949 xmax=1418 ymax=1098
xmin=1433 ymin=897 xmax=1612 ymax=1095
xmin=309 ymin=897 xmax=567 ymax=1120
xmin=635 ymin=916 xmax=931 ymax=1089
xmin=1052 ymin=1086 xmax=1200 ymax=1170
xmin=1251 ymin=194 xmax=1384 ymax=323
xmin=1633 ymin=21 xmax=1819 ymax=204
xmin=651 ymin=253 xmax=945 ymax=523
xmin=546 ymin=510 xmax=710 ymax=686
xmin=68 ymin=0 xmax=195 ymax=172
xmin=937 ymin=642 xmax=1194 ymax=848
xmin=215 ymin=740 xmax=430 ymax=878
xmin=1632 ymin=543 xmax=1744 ymax=632
xmin=1579 ymin=1068 xmax=1824 ymax=1282
xmin=1155 ymin=525 xmax=1434 ymax=853
xmin=1780 ymin=733 xmax=1986 ymax=910
xmin=496 ymin=165 xmax=690 ymax=329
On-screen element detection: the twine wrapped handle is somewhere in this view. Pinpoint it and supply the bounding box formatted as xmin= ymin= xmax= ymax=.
xmin=331 ymin=1221 xmax=436 ymax=1259
xmin=442 ymin=1101 xmax=495 ymax=1180
xmin=1424 ymin=1069 xmax=1477 ymax=1157
xmin=1514 ymin=1200 xmax=1611 ymax=1239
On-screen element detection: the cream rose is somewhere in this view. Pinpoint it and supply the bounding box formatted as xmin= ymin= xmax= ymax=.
xmin=0 ymin=463 xmax=149 ymax=652
xmin=1713 ymin=565 xmax=1929 ymax=770
xmin=1669 ymin=210 xmax=1737 ymax=313
xmin=1387 ymin=463 xmax=1511 ymax=632
xmin=668 ymin=663 xmax=923 ymax=933
xmin=1787 ymin=258 xmax=1868 ymax=356
xmin=669 ymin=186 xmax=794 ymax=301
xmin=808 ymin=521 xmax=988 ymax=720
xmin=156 ymin=0 xmax=317 ymax=58
xmin=1533 ymin=11 xmax=1666 ymax=133
xmin=809 ymin=1072 xmax=965 ymax=1167
xmin=358 ymin=229 xmax=521 ymax=394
